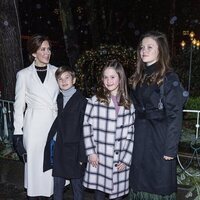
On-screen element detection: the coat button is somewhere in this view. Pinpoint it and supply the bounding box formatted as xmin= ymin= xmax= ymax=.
xmin=115 ymin=163 xmax=118 ymax=167
xmin=115 ymin=152 xmax=119 ymax=155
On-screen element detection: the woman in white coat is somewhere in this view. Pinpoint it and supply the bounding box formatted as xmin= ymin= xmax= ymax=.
xmin=13 ymin=35 xmax=59 ymax=199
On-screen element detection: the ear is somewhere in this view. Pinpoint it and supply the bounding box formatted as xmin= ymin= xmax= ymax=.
xmin=73 ymin=77 xmax=76 ymax=84
xmin=32 ymin=53 xmax=36 ymax=58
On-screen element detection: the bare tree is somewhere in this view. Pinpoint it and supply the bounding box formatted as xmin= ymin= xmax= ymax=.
xmin=59 ymin=0 xmax=80 ymax=67
xmin=0 ymin=0 xmax=23 ymax=100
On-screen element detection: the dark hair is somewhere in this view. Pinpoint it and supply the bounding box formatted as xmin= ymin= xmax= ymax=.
xmin=129 ymin=31 xmax=172 ymax=89
xmin=55 ymin=65 xmax=76 ymax=80
xmin=27 ymin=35 xmax=51 ymax=62
xmin=96 ymin=59 xmax=131 ymax=109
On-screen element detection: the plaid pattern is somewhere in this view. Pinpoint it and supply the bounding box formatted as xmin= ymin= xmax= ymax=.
xmin=83 ymin=96 xmax=135 ymax=199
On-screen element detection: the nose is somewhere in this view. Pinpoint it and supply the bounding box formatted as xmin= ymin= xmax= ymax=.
xmin=107 ymin=78 xmax=112 ymax=84
xmin=141 ymin=47 xmax=147 ymax=53
xmin=45 ymin=49 xmax=51 ymax=55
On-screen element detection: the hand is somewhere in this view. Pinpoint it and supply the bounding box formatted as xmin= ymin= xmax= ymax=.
xmin=88 ymin=154 xmax=99 ymax=168
xmin=163 ymin=155 xmax=174 ymax=160
xmin=117 ymin=162 xmax=126 ymax=171
xmin=13 ymin=135 xmax=27 ymax=157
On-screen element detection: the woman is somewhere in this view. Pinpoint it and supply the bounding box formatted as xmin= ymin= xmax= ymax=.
xmin=129 ymin=31 xmax=184 ymax=199
xmin=13 ymin=35 xmax=59 ymax=199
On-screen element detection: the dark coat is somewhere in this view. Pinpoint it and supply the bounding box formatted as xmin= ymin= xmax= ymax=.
xmin=43 ymin=90 xmax=88 ymax=179
xmin=129 ymin=70 xmax=183 ymax=195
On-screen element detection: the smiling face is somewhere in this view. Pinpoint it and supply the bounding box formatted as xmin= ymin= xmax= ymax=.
xmin=57 ymin=71 xmax=76 ymax=91
xmin=140 ymin=37 xmax=159 ymax=66
xmin=103 ymin=67 xmax=120 ymax=96
xmin=32 ymin=40 xmax=51 ymax=66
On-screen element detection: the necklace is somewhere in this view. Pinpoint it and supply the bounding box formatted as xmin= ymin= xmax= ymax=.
xmin=35 ymin=66 xmax=47 ymax=72
xmin=36 ymin=68 xmax=47 ymax=72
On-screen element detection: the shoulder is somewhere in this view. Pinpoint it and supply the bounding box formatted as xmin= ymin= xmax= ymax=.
xmin=75 ymin=90 xmax=88 ymax=103
xmin=165 ymin=72 xmax=180 ymax=83
xmin=16 ymin=63 xmax=34 ymax=77
xmin=48 ymin=64 xmax=57 ymax=72
xmin=164 ymin=72 xmax=180 ymax=90
xmin=86 ymin=96 xmax=99 ymax=107
xmin=87 ymin=95 xmax=97 ymax=102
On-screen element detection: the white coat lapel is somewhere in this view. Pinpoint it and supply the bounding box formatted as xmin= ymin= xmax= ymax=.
xmin=43 ymin=64 xmax=59 ymax=102
xmin=29 ymin=63 xmax=58 ymax=106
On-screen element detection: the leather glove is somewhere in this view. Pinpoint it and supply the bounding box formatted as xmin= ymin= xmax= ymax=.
xmin=13 ymin=135 xmax=27 ymax=163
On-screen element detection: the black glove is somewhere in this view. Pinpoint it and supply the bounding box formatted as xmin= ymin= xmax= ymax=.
xmin=13 ymin=135 xmax=27 ymax=163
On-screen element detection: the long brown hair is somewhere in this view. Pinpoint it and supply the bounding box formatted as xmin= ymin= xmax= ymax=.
xmin=96 ymin=59 xmax=131 ymax=109
xmin=129 ymin=31 xmax=172 ymax=89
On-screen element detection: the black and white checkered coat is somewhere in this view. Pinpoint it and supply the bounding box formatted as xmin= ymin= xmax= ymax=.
xmin=83 ymin=96 xmax=135 ymax=199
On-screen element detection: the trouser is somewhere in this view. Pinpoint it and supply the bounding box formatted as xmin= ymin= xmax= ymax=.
xmin=54 ymin=176 xmax=84 ymax=200
xmin=94 ymin=190 xmax=123 ymax=200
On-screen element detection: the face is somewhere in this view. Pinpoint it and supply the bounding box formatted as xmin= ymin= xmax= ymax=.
xmin=140 ymin=37 xmax=159 ymax=66
xmin=57 ymin=72 xmax=76 ymax=91
xmin=103 ymin=67 xmax=120 ymax=96
xmin=32 ymin=40 xmax=51 ymax=67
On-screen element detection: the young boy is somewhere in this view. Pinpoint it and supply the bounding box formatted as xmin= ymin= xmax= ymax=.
xmin=43 ymin=66 xmax=87 ymax=200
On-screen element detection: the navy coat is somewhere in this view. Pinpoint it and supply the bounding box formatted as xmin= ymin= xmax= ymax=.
xmin=43 ymin=90 xmax=87 ymax=179
xmin=129 ymin=71 xmax=183 ymax=195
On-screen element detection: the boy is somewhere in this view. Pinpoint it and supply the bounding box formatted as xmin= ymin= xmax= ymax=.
xmin=43 ymin=66 xmax=87 ymax=200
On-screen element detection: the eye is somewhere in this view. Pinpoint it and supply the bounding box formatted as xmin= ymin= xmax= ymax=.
xmin=140 ymin=46 xmax=144 ymax=50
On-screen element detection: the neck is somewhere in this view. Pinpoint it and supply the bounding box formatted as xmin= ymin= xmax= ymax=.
xmin=61 ymin=86 xmax=76 ymax=94
xmin=34 ymin=61 xmax=48 ymax=67
xmin=146 ymin=60 xmax=157 ymax=66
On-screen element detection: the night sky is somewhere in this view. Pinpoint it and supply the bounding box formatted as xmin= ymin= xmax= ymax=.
xmin=18 ymin=0 xmax=200 ymax=65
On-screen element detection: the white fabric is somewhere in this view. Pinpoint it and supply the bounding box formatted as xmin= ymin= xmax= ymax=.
xmin=14 ymin=63 xmax=59 ymax=197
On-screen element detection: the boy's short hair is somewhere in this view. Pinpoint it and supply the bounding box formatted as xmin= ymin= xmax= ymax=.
xmin=55 ymin=66 xmax=76 ymax=80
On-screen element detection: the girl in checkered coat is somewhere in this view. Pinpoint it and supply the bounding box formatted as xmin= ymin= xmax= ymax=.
xmin=83 ymin=60 xmax=135 ymax=200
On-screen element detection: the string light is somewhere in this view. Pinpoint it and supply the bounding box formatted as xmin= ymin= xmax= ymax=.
xmin=75 ymin=44 xmax=136 ymax=97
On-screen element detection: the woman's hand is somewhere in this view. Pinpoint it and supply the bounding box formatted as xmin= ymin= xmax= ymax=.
xmin=117 ymin=162 xmax=126 ymax=171
xmin=88 ymin=154 xmax=99 ymax=168
xmin=163 ymin=155 xmax=174 ymax=160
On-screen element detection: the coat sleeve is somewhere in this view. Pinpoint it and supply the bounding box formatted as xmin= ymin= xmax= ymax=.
xmin=78 ymin=98 xmax=88 ymax=162
xmin=43 ymin=117 xmax=58 ymax=172
xmin=163 ymin=73 xmax=183 ymax=157
xmin=119 ymin=105 xmax=135 ymax=166
xmin=13 ymin=71 xmax=26 ymax=135
xmin=83 ymin=98 xmax=97 ymax=156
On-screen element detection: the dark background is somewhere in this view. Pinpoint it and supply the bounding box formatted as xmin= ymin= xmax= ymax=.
xmin=18 ymin=0 xmax=200 ymax=65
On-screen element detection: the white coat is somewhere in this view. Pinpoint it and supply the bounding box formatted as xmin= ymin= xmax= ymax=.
xmin=83 ymin=96 xmax=135 ymax=199
xmin=13 ymin=62 xmax=59 ymax=197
